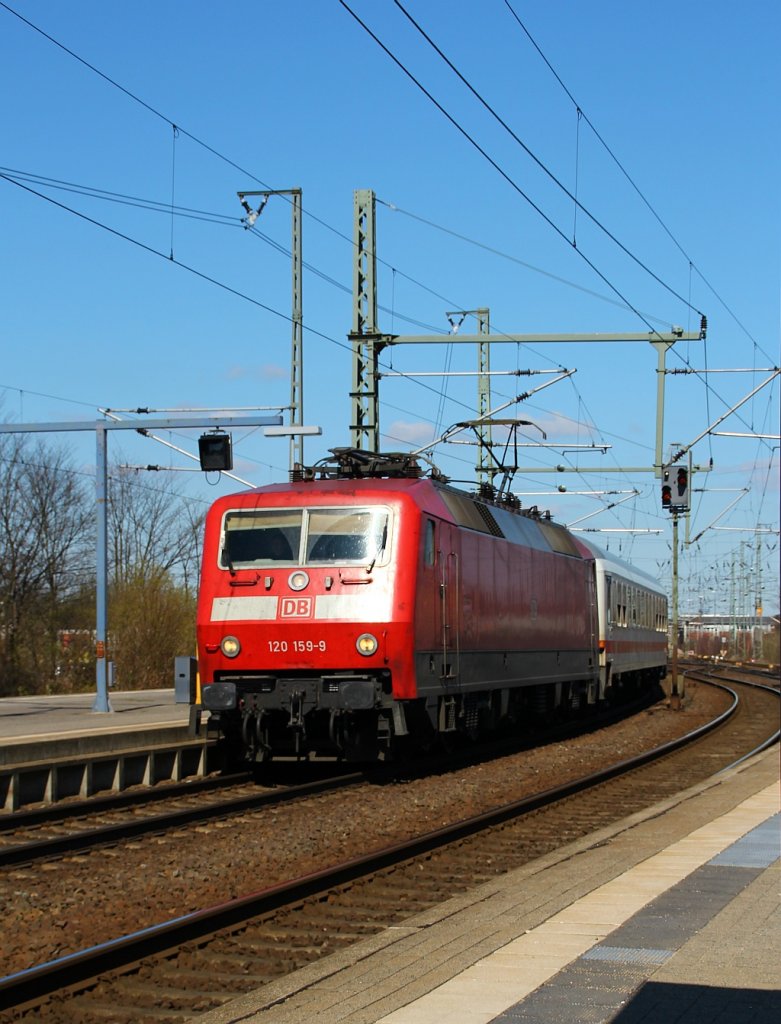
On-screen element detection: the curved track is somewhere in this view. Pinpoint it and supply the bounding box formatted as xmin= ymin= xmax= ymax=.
xmin=1 ymin=676 xmax=776 ymax=1023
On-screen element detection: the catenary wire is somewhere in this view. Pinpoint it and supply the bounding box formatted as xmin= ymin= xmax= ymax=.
xmin=0 ymin=174 xmax=488 ymax=432
xmin=2 ymin=5 xmax=774 ymax=548
xmin=378 ymin=198 xmax=677 ymax=329
xmin=8 ymin=167 xmax=769 ymax=536
xmin=392 ymin=0 xmax=703 ymax=319
xmin=338 ymin=0 xmax=674 ymax=342
xmin=341 ymin=3 xmax=778 ymax=472
xmin=0 ymin=0 xmax=707 ymax=478
xmin=502 ymin=0 xmax=771 ymax=363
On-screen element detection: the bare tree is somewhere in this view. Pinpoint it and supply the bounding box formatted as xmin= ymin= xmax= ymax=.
xmin=0 ymin=435 xmax=92 ymax=693
xmin=106 ymin=467 xmax=204 ymax=688
xmin=0 ymin=432 xmax=206 ymax=694
xmin=108 ymin=468 xmax=203 ymax=588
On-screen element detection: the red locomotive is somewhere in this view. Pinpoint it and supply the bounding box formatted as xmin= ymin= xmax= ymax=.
xmin=196 ymin=449 xmax=667 ymax=762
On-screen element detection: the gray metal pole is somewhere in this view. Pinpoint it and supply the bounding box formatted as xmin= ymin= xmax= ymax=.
xmin=755 ymin=531 xmax=763 ymax=661
xmin=290 ymin=189 xmax=303 ymax=471
xmin=671 ymin=510 xmax=682 ymax=708
xmin=651 ymin=340 xmax=674 ymax=478
xmin=236 ymin=188 xmax=304 ymax=471
xmin=350 ymin=188 xmax=382 ymax=451
xmin=93 ymin=423 xmax=111 ymax=713
xmin=476 ymin=308 xmax=491 ymax=485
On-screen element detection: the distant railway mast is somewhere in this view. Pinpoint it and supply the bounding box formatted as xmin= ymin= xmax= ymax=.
xmin=238 ymin=188 xmax=304 ymax=472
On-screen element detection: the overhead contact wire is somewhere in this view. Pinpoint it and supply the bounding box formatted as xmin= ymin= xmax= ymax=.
xmin=0 ymin=174 xmax=354 ymax=356
xmin=0 ymin=1 xmax=275 ymax=196
xmin=502 ymin=0 xmax=771 ymax=362
xmin=339 ymin=2 xmax=683 ymax=341
xmin=391 ymin=0 xmax=703 ymax=319
xmin=386 ymin=5 xmax=774 ymax=458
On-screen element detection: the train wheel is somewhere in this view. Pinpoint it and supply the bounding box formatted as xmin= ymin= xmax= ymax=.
xmin=342 ymin=710 xmax=380 ymax=761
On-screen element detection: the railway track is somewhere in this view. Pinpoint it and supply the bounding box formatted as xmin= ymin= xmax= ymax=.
xmin=705 ymin=664 xmax=780 ymax=689
xmin=0 ymin=690 xmax=659 ymax=868
xmin=1 ymin=676 xmax=776 ymax=1023
xmin=0 ymin=768 xmax=365 ymax=868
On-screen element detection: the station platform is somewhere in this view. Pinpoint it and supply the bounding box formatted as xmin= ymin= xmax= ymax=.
xmin=0 ymin=690 xmax=209 ymax=810
xmin=194 ymin=748 xmax=780 ymax=1024
xmin=0 ymin=688 xmax=191 ymax=751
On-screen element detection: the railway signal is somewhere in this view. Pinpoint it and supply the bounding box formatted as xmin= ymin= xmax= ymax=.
xmin=661 ymin=467 xmax=672 ymax=510
xmin=661 ymin=463 xmax=690 ymax=512
xmin=675 ymin=466 xmax=689 ymax=510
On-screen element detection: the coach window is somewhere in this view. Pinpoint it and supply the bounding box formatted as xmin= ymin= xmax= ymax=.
xmin=423 ymin=519 xmax=436 ymax=566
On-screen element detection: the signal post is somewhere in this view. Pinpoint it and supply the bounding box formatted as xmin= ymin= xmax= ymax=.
xmin=662 ymin=459 xmax=690 ymax=707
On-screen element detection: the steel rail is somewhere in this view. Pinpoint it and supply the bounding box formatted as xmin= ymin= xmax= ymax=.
xmin=3 ymin=680 xmax=767 ymax=1013
xmin=683 ymin=672 xmax=781 ymax=769
xmin=0 ymin=771 xmax=365 ymax=868
xmin=0 ymin=690 xmax=661 ymax=863
xmin=0 ymin=771 xmax=250 ymax=832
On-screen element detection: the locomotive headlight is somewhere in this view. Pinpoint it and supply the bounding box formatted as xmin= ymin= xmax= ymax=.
xmin=356 ymin=632 xmax=378 ymax=656
xmin=288 ymin=570 xmax=309 ymax=592
xmin=220 ymin=635 xmax=241 ymax=658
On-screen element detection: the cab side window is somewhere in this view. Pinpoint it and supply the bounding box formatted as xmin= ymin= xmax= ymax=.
xmin=423 ymin=519 xmax=436 ymax=566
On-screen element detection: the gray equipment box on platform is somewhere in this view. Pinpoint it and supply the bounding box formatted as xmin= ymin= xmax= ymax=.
xmin=174 ymin=656 xmax=198 ymax=704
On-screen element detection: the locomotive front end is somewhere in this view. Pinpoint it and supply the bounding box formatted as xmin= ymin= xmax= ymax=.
xmin=197 ymin=487 xmax=416 ymax=762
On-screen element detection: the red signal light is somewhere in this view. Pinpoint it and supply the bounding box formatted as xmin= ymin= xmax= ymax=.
xmin=675 ymin=466 xmax=690 ymax=509
xmin=661 ymin=484 xmax=672 ymax=508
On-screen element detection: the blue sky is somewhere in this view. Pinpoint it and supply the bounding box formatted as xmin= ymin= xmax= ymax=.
xmin=1 ymin=0 xmax=778 ymax=616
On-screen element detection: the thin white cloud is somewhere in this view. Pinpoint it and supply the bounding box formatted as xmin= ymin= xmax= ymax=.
xmin=383 ymin=420 xmax=437 ymax=446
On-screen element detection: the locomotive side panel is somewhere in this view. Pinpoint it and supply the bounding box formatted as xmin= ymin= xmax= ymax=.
xmin=412 ymin=506 xmax=598 ymax=701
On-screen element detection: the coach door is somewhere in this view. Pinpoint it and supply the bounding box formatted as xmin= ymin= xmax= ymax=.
xmin=587 ymin=563 xmax=600 ymax=701
xmin=439 ymin=525 xmax=461 ymax=681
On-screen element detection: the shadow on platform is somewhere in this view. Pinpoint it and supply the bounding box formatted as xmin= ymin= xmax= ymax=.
xmin=612 ymin=981 xmax=781 ymax=1023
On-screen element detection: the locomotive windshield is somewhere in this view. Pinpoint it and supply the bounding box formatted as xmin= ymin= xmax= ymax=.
xmin=220 ymin=506 xmax=389 ymax=569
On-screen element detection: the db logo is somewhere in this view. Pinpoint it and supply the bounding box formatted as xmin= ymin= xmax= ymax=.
xmin=280 ymin=597 xmax=313 ymax=618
